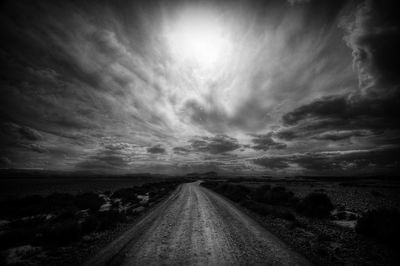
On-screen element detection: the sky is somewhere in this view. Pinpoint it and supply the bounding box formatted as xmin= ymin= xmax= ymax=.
xmin=0 ymin=0 xmax=399 ymax=175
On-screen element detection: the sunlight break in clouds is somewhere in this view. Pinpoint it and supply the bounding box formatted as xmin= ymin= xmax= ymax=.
xmin=0 ymin=0 xmax=399 ymax=175
xmin=166 ymin=7 xmax=232 ymax=70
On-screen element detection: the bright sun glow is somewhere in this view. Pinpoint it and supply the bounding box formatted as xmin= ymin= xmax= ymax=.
xmin=167 ymin=9 xmax=231 ymax=69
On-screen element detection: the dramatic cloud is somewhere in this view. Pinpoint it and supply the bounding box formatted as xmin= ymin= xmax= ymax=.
xmin=253 ymin=157 xmax=290 ymax=170
xmin=287 ymin=0 xmax=311 ymax=6
xmin=173 ymin=146 xmax=191 ymax=155
xmin=250 ymin=133 xmax=286 ymax=151
xmin=174 ymin=135 xmax=241 ymax=155
xmin=341 ymin=0 xmax=400 ymax=91
xmin=254 ymin=148 xmax=400 ymax=174
xmin=0 ymin=0 xmax=398 ymax=175
xmin=147 ymin=144 xmax=166 ymax=154
xmin=313 ymin=130 xmax=373 ymax=141
xmin=282 ymin=94 xmax=399 ymax=131
xmin=190 ymin=135 xmax=241 ymax=154
xmin=0 ymin=157 xmax=12 ymax=168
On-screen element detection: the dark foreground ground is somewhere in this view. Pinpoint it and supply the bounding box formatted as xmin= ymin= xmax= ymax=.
xmin=86 ymin=182 xmax=310 ymax=266
xmin=200 ymin=176 xmax=400 ymax=265
xmin=0 ymin=177 xmax=185 ymax=265
xmin=1 ymin=174 xmax=399 ymax=265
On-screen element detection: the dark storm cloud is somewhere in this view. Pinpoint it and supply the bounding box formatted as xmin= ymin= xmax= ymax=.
xmin=0 ymin=157 xmax=12 ymax=168
xmin=274 ymin=129 xmax=298 ymax=141
xmin=282 ymin=94 xmax=399 ymax=130
xmin=189 ymin=135 xmax=241 ymax=154
xmin=76 ymin=152 xmax=129 ymax=170
xmin=253 ymin=148 xmax=400 ymax=173
xmin=341 ymin=0 xmax=400 ymax=90
xmin=313 ymin=129 xmax=373 ymax=141
xmin=17 ymin=125 xmax=43 ymax=141
xmin=174 ymin=135 xmax=241 ymax=155
xmin=287 ymin=0 xmax=311 ymax=5
xmin=278 ymin=0 xmax=400 ymax=153
xmin=0 ymin=0 xmax=398 ymax=174
xmin=19 ymin=143 xmax=48 ymax=153
xmin=173 ymin=146 xmax=191 ymax=155
xmin=253 ymin=157 xmax=290 ymax=170
xmin=147 ymin=144 xmax=166 ymax=154
xmin=0 ymin=122 xmax=48 ymax=154
xmin=1 ymin=123 xmax=43 ymax=142
xmin=250 ymin=133 xmax=286 ymax=151
xmin=75 ymin=142 xmax=135 ymax=170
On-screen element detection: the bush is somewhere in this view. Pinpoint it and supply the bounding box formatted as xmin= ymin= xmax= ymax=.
xmin=241 ymin=200 xmax=296 ymax=221
xmin=0 ymin=226 xmax=38 ymax=250
xmin=97 ymin=210 xmax=125 ymax=230
xmin=355 ymin=208 xmax=400 ymax=246
xmin=253 ymin=186 xmax=296 ymax=206
xmin=81 ymin=215 xmax=99 ymax=235
xmin=370 ymin=190 xmax=384 ymax=197
xmin=219 ymin=184 xmax=251 ymax=202
xmin=297 ymin=192 xmax=334 ymax=218
xmin=46 ymin=193 xmax=75 ymax=210
xmin=253 ymin=184 xmax=271 ymax=202
xmin=53 ymin=207 xmax=78 ymax=221
xmin=241 ymin=200 xmax=272 ymax=215
xmin=74 ymin=192 xmax=104 ymax=211
xmin=112 ymin=188 xmax=140 ymax=204
xmin=275 ymin=209 xmax=296 ymax=221
xmin=0 ymin=195 xmax=46 ymax=219
xmin=42 ymin=218 xmax=81 ymax=246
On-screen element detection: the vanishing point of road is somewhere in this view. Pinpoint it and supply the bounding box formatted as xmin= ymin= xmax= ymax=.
xmin=86 ymin=182 xmax=311 ymax=266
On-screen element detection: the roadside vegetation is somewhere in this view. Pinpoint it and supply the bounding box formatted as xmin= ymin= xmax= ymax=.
xmin=355 ymin=208 xmax=400 ymax=246
xmin=201 ymin=181 xmax=334 ymax=220
xmin=201 ymin=180 xmax=400 ymax=265
xmin=0 ymin=179 xmax=184 ymax=264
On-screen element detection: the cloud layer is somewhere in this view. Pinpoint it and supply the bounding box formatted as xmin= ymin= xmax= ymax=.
xmin=0 ymin=0 xmax=398 ymax=175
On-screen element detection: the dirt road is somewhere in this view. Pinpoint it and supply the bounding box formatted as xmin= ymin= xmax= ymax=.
xmin=86 ymin=182 xmax=311 ymax=266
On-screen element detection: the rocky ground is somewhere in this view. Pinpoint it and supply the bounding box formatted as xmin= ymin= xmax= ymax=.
xmin=0 ymin=179 xmax=184 ymax=265
xmin=86 ymin=182 xmax=310 ymax=266
xmin=206 ymin=178 xmax=400 ymax=265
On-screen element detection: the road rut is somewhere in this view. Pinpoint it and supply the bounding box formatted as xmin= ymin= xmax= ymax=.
xmin=86 ymin=182 xmax=311 ymax=266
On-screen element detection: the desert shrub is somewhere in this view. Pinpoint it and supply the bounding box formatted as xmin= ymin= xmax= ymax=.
xmin=241 ymin=200 xmax=296 ymax=221
xmin=81 ymin=214 xmax=99 ymax=235
xmin=0 ymin=195 xmax=47 ymax=219
xmin=97 ymin=210 xmax=125 ymax=230
xmin=274 ymin=209 xmax=296 ymax=221
xmin=253 ymin=184 xmax=271 ymax=202
xmin=241 ymin=200 xmax=272 ymax=215
xmin=370 ymin=190 xmax=384 ymax=197
xmin=74 ymin=192 xmax=104 ymax=211
xmin=297 ymin=192 xmax=334 ymax=218
xmin=355 ymin=208 xmax=400 ymax=246
xmin=42 ymin=218 xmax=81 ymax=245
xmin=52 ymin=206 xmax=79 ymax=221
xmin=46 ymin=193 xmax=75 ymax=207
xmin=112 ymin=188 xmax=140 ymax=204
xmin=254 ymin=186 xmax=296 ymax=206
xmin=220 ymin=184 xmax=251 ymax=202
xmin=0 ymin=226 xmax=38 ymax=250
xmin=0 ymin=193 xmax=83 ymax=219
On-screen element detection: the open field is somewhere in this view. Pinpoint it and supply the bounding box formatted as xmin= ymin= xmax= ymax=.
xmin=201 ymin=176 xmax=400 ymax=265
xmin=240 ymin=177 xmax=400 ymax=212
xmin=0 ymin=178 xmax=185 ymax=265
xmin=0 ymin=178 xmax=165 ymax=200
xmin=1 ymin=174 xmax=399 ymax=265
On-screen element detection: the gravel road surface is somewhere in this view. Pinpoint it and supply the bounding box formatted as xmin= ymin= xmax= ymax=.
xmin=85 ymin=182 xmax=311 ymax=266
